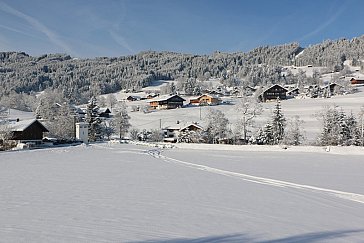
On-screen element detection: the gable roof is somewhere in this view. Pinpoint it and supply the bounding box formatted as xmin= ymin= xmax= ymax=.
xmin=197 ymin=94 xmax=220 ymax=99
xmin=99 ymin=107 xmax=111 ymax=113
xmin=163 ymin=121 xmax=204 ymax=131
xmin=260 ymin=84 xmax=288 ymax=95
xmin=149 ymin=94 xmax=186 ymax=102
xmin=180 ymin=123 xmax=203 ymax=131
xmin=10 ymin=119 xmax=49 ymax=132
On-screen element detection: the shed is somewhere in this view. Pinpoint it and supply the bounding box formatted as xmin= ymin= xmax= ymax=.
xmin=126 ymin=96 xmax=141 ymax=101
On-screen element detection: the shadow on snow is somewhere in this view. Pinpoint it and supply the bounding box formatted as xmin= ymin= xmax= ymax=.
xmin=130 ymin=229 xmax=364 ymax=243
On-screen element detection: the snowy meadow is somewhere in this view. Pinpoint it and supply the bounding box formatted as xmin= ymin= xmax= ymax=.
xmin=1 ymin=143 xmax=364 ymax=242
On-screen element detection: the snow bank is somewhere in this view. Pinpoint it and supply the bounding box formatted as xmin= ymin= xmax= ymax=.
xmin=174 ymin=143 xmax=364 ymax=155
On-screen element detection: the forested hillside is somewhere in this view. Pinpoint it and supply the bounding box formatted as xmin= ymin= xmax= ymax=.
xmin=1 ymin=35 xmax=364 ymax=108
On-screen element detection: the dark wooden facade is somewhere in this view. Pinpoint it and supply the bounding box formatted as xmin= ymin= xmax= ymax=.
xmin=150 ymin=95 xmax=185 ymax=109
xmin=259 ymin=84 xmax=288 ymax=102
xmin=11 ymin=120 xmax=49 ymax=142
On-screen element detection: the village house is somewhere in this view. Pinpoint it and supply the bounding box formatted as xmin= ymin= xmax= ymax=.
xmin=258 ymin=84 xmax=288 ymax=102
xmin=350 ymin=78 xmax=364 ymax=85
xmin=146 ymin=93 xmax=159 ymax=99
xmin=126 ymin=95 xmax=141 ymax=102
xmin=8 ymin=119 xmax=49 ymax=146
xmin=149 ymin=94 xmax=185 ymax=109
xmin=189 ymin=94 xmax=221 ymax=106
xmin=163 ymin=122 xmax=203 ymax=142
xmin=99 ymin=108 xmax=112 ymax=118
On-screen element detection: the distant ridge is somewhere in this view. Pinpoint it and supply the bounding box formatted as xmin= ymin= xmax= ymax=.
xmin=1 ymin=35 xmax=364 ymax=104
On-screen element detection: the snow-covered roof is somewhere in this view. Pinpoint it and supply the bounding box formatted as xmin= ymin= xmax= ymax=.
xmin=99 ymin=107 xmax=111 ymax=113
xmin=149 ymin=94 xmax=185 ymax=102
xmin=259 ymin=84 xmax=288 ymax=95
xmin=163 ymin=121 xmax=204 ymax=131
xmin=9 ymin=119 xmax=48 ymax=132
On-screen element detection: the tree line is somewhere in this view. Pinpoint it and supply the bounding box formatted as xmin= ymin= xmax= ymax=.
xmin=1 ymin=36 xmax=364 ymax=109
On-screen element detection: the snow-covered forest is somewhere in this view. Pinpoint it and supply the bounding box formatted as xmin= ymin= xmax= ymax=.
xmin=1 ymin=36 xmax=364 ymax=106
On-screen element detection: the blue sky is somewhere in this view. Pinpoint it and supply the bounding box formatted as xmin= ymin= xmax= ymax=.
xmin=0 ymin=0 xmax=363 ymax=57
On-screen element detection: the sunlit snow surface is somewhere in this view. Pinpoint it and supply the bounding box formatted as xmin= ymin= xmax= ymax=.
xmin=1 ymin=143 xmax=364 ymax=242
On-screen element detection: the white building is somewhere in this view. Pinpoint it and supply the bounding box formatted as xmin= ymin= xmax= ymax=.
xmin=76 ymin=122 xmax=88 ymax=143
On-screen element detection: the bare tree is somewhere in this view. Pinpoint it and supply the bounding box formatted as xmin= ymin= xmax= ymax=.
xmin=106 ymin=94 xmax=118 ymax=110
xmin=112 ymin=103 xmax=131 ymax=139
xmin=0 ymin=121 xmax=12 ymax=150
xmin=204 ymin=109 xmax=229 ymax=144
xmin=236 ymin=96 xmax=263 ymax=143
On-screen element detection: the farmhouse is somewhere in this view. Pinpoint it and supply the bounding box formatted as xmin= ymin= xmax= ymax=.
xmin=9 ymin=119 xmax=49 ymax=144
xmin=258 ymin=84 xmax=288 ymax=102
xmin=149 ymin=94 xmax=185 ymax=109
xmin=189 ymin=94 xmax=221 ymax=106
xmin=163 ymin=122 xmax=203 ymax=142
xmin=350 ymin=78 xmax=364 ymax=85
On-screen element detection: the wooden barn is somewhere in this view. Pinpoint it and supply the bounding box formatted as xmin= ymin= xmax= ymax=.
xmin=126 ymin=95 xmax=141 ymax=101
xmin=189 ymin=94 xmax=221 ymax=106
xmin=321 ymin=83 xmax=344 ymax=95
xmin=9 ymin=119 xmax=49 ymax=144
xmin=258 ymin=84 xmax=288 ymax=102
xmin=350 ymin=78 xmax=364 ymax=85
xmin=99 ymin=107 xmax=111 ymax=118
xmin=149 ymin=94 xmax=185 ymax=109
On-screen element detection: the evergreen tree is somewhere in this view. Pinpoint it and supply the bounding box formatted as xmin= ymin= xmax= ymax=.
xmin=86 ymin=96 xmax=102 ymax=142
xmin=284 ymin=115 xmax=305 ymax=146
xmin=255 ymin=123 xmax=274 ymax=145
xmin=271 ymin=99 xmax=286 ymax=144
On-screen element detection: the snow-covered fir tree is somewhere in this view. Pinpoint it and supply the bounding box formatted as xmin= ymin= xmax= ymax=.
xmin=284 ymin=115 xmax=305 ymax=146
xmin=86 ymin=96 xmax=102 ymax=142
xmin=318 ymin=106 xmax=360 ymax=146
xmin=271 ymin=99 xmax=286 ymax=145
xmin=254 ymin=123 xmax=274 ymax=145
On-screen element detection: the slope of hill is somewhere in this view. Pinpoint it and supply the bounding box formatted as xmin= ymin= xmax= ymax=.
xmin=1 ymin=35 xmax=364 ymax=105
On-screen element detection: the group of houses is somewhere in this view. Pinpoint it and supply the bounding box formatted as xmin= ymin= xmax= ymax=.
xmin=128 ymin=81 xmax=353 ymax=111
xmin=1 ymin=76 xmax=359 ymax=149
xmin=0 ymin=104 xmax=113 ymax=149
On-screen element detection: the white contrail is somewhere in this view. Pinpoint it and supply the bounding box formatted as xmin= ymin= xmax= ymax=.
xmin=109 ymin=29 xmax=134 ymax=54
xmin=0 ymin=1 xmax=75 ymax=54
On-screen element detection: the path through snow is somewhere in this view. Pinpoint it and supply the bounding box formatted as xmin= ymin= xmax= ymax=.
xmin=146 ymin=149 xmax=364 ymax=204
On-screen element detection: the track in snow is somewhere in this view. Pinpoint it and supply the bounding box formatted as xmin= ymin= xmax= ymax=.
xmin=146 ymin=149 xmax=364 ymax=204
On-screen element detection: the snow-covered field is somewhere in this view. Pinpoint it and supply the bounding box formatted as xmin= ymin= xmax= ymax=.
xmin=126 ymin=86 xmax=364 ymax=143
xmin=1 ymin=143 xmax=364 ymax=242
